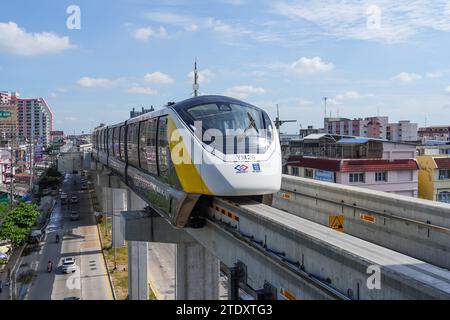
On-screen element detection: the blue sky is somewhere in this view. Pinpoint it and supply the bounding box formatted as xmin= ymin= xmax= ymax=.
xmin=1 ymin=0 xmax=450 ymax=134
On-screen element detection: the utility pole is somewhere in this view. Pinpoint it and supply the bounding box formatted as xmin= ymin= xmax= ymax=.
xmin=323 ymin=97 xmax=328 ymax=118
xmin=9 ymin=124 xmax=15 ymax=209
xmin=274 ymin=104 xmax=297 ymax=133
xmin=193 ymin=59 xmax=200 ymax=97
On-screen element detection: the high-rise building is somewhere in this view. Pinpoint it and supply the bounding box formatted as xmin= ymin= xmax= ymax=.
xmin=4 ymin=92 xmax=53 ymax=146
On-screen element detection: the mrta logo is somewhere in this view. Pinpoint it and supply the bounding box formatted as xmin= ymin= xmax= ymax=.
xmin=234 ymin=164 xmax=249 ymax=173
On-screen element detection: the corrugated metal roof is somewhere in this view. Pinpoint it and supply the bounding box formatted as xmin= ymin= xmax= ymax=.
xmin=336 ymin=138 xmax=369 ymax=144
xmin=341 ymin=159 xmax=418 ymax=172
xmin=435 ymin=157 xmax=450 ymax=169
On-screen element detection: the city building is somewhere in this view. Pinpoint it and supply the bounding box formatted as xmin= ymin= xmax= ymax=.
xmin=5 ymin=93 xmax=54 ymax=146
xmin=0 ymin=91 xmax=10 ymax=104
xmin=0 ymin=148 xmax=13 ymax=186
xmin=324 ymin=116 xmax=389 ymax=139
xmin=418 ymin=126 xmax=450 ymax=143
xmin=0 ymin=104 xmax=18 ymax=147
xmin=130 ymin=106 xmax=155 ymax=119
xmin=286 ymin=134 xmax=419 ymax=197
xmin=50 ymin=131 xmax=64 ymax=144
xmin=386 ymin=120 xmax=419 ymax=143
xmin=417 ymin=155 xmax=450 ymax=204
xmin=300 ymin=125 xmax=323 ymax=138
xmin=417 ymin=144 xmax=450 ymax=156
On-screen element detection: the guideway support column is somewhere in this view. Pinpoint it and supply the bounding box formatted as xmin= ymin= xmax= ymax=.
xmin=176 ymin=242 xmax=219 ymax=300
xmin=125 ymin=188 xmax=149 ymax=300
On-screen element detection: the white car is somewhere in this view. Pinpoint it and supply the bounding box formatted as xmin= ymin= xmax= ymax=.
xmin=61 ymin=257 xmax=76 ymax=273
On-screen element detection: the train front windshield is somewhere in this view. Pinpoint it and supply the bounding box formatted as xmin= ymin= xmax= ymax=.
xmin=180 ymin=103 xmax=273 ymax=154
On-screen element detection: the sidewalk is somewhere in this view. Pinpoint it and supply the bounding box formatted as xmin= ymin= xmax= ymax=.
xmin=0 ymin=244 xmax=24 ymax=300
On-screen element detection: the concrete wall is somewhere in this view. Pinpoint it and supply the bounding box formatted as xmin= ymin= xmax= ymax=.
xmin=275 ymin=175 xmax=450 ymax=270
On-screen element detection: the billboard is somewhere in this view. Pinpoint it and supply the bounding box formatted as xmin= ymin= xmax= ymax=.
xmin=314 ymin=170 xmax=335 ymax=183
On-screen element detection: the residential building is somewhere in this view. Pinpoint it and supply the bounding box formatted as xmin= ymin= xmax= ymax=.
xmin=6 ymin=93 xmax=53 ymax=146
xmin=0 ymin=91 xmax=10 ymax=104
xmin=386 ymin=120 xmax=419 ymax=143
xmin=417 ymin=155 xmax=450 ymax=204
xmin=286 ymin=134 xmax=419 ymax=197
xmin=418 ymin=126 xmax=450 ymax=143
xmin=324 ymin=116 xmax=389 ymax=139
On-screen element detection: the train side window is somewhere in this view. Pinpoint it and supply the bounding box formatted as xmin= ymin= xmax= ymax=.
xmin=119 ymin=125 xmax=126 ymax=160
xmin=139 ymin=118 xmax=158 ymax=175
xmin=158 ymin=116 xmax=181 ymax=188
xmin=108 ymin=128 xmax=114 ymax=156
xmin=127 ymin=123 xmax=139 ymax=168
xmin=113 ymin=127 xmax=120 ymax=157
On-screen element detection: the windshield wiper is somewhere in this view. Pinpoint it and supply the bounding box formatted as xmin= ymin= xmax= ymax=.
xmin=244 ymin=112 xmax=259 ymax=134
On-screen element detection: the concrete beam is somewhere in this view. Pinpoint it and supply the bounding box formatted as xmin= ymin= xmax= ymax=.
xmin=121 ymin=210 xmax=194 ymax=243
xmin=175 ymin=242 xmax=219 ymax=300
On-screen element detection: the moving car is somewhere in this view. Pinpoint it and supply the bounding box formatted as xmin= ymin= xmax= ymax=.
xmin=61 ymin=193 xmax=68 ymax=205
xmin=61 ymin=257 xmax=76 ymax=274
xmin=70 ymin=211 xmax=80 ymax=221
xmin=71 ymin=196 xmax=79 ymax=204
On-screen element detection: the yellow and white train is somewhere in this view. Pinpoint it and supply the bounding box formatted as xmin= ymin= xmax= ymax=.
xmin=93 ymin=95 xmax=281 ymax=228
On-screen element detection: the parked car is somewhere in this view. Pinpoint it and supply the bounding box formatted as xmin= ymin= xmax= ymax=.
xmin=71 ymin=196 xmax=78 ymax=204
xmin=61 ymin=257 xmax=76 ymax=274
xmin=70 ymin=211 xmax=80 ymax=221
xmin=81 ymin=183 xmax=87 ymax=190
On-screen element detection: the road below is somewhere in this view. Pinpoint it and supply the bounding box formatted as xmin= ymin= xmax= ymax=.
xmin=22 ymin=172 xmax=113 ymax=300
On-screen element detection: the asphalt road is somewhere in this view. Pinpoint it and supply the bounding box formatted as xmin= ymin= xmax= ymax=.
xmin=26 ymin=172 xmax=113 ymax=300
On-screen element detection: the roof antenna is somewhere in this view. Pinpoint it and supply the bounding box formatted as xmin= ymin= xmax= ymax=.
xmin=193 ymin=59 xmax=199 ymax=97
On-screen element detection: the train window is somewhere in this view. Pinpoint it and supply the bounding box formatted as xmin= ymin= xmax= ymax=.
xmin=113 ymin=127 xmax=120 ymax=157
xmin=108 ymin=128 xmax=114 ymax=156
xmin=127 ymin=123 xmax=140 ymax=168
xmin=157 ymin=116 xmax=181 ymax=188
xmin=119 ymin=125 xmax=126 ymax=160
xmin=158 ymin=116 xmax=169 ymax=181
xmin=139 ymin=118 xmax=158 ymax=175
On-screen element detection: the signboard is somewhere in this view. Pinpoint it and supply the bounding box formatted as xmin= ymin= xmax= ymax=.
xmin=314 ymin=170 xmax=335 ymax=182
xmin=0 ymin=111 xmax=12 ymax=118
xmin=329 ymin=215 xmax=344 ymax=232
xmin=360 ymin=213 xmax=376 ymax=223
xmin=281 ymin=192 xmax=291 ymax=200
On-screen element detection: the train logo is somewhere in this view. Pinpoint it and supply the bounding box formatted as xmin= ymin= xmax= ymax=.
xmin=252 ymin=163 xmax=261 ymax=173
xmin=234 ymin=164 xmax=249 ymax=174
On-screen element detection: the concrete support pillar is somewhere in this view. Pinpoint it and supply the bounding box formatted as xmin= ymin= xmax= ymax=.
xmin=128 ymin=241 xmax=149 ymax=300
xmin=111 ymin=189 xmax=127 ymax=248
xmin=176 ymin=242 xmax=219 ymax=300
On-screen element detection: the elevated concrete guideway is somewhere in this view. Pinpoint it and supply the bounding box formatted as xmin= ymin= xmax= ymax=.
xmin=275 ymin=175 xmax=450 ymax=270
xmin=90 ymin=159 xmax=450 ymax=300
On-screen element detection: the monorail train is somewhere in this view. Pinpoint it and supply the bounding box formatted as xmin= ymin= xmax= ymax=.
xmin=92 ymin=95 xmax=281 ymax=228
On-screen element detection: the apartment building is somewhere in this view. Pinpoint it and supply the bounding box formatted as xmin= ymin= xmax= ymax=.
xmin=286 ymin=134 xmax=419 ymax=197
xmin=417 ymin=155 xmax=450 ymax=204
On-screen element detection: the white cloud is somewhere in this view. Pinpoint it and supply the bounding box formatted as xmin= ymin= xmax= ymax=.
xmin=335 ymin=91 xmax=362 ymax=100
xmin=224 ymin=85 xmax=266 ymax=99
xmin=0 ymin=22 xmax=72 ymax=56
xmin=273 ymin=1 xmax=450 ymax=43
xmin=273 ymin=57 xmax=334 ymax=75
xmin=127 ymin=87 xmax=157 ymax=95
xmin=392 ymin=72 xmax=422 ymax=83
xmin=144 ymin=71 xmax=174 ymax=84
xmin=446 ymin=85 xmax=450 ymax=93
xmin=188 ymin=69 xmax=215 ymax=84
xmin=50 ymin=92 xmax=57 ymax=98
xmin=132 ymin=26 xmax=167 ymax=41
xmin=298 ymin=99 xmax=313 ymax=106
xmin=64 ymin=116 xmax=78 ymax=121
xmin=426 ymin=71 xmax=442 ymax=79
xmin=77 ymin=77 xmax=121 ymax=89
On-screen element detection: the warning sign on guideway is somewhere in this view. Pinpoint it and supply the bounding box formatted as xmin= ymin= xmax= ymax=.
xmin=329 ymin=215 xmax=344 ymax=232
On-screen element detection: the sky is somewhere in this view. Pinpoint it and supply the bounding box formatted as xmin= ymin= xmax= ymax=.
xmin=1 ymin=0 xmax=450 ymax=134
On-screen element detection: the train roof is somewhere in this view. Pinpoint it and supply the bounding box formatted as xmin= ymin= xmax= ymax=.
xmin=171 ymin=95 xmax=251 ymax=112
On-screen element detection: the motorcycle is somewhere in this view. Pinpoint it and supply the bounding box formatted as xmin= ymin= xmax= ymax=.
xmin=47 ymin=261 xmax=53 ymax=273
xmin=55 ymin=235 xmax=60 ymax=243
